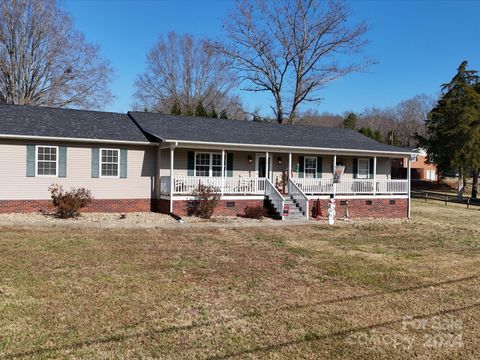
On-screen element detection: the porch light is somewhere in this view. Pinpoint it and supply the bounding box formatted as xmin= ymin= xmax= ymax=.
xmin=248 ymin=155 xmax=253 ymax=163
xmin=277 ymin=157 xmax=282 ymax=164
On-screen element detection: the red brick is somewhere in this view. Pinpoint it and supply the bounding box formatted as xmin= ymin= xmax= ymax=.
xmin=309 ymin=198 xmax=408 ymax=219
xmin=171 ymin=199 xmax=265 ymax=217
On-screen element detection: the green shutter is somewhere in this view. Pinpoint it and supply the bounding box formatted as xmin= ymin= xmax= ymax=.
xmin=91 ymin=148 xmax=99 ymax=178
xmin=353 ymin=158 xmax=358 ymax=179
xmin=26 ymin=145 xmax=35 ymax=177
xmin=120 ymin=149 xmax=128 ymax=178
xmin=58 ymin=146 xmax=67 ymax=178
xmin=316 ymin=157 xmax=322 ymax=178
xmin=298 ymin=156 xmax=304 ymax=178
xmin=369 ymin=158 xmax=374 ymax=179
xmin=226 ymin=153 xmax=233 ymax=177
xmin=187 ymin=151 xmax=194 ymax=176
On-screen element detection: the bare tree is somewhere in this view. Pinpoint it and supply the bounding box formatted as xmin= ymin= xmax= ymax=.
xmin=0 ymin=0 xmax=112 ymax=109
xmin=134 ymin=32 xmax=245 ymax=119
xmin=394 ymin=94 xmax=435 ymax=148
xmin=214 ymin=0 xmax=370 ymax=124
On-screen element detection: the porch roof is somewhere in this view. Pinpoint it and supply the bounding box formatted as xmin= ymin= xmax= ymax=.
xmin=129 ymin=112 xmax=413 ymax=155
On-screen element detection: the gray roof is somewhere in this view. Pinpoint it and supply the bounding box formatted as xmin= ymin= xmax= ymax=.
xmin=129 ymin=112 xmax=411 ymax=154
xmin=0 ymin=104 xmax=149 ymax=143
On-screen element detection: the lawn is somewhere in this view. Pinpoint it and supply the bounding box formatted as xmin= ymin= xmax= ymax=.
xmin=0 ymin=200 xmax=479 ymax=359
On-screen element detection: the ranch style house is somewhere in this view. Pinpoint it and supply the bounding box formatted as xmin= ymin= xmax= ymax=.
xmin=0 ymin=104 xmax=415 ymax=220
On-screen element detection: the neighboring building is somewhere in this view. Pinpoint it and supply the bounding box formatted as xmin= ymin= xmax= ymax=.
xmin=0 ymin=104 xmax=415 ymax=220
xmin=392 ymin=148 xmax=438 ymax=182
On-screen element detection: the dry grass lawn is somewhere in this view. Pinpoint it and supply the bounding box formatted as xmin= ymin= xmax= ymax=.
xmin=1 ymin=200 xmax=479 ymax=359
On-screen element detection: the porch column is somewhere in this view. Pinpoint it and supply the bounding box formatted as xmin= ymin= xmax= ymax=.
xmin=221 ymin=149 xmax=225 ymax=196
xmin=169 ymin=146 xmax=174 ymax=213
xmin=332 ymin=154 xmax=337 ymax=196
xmin=407 ymin=156 xmax=411 ymax=219
xmin=288 ymin=152 xmax=292 ymax=177
xmin=265 ymin=151 xmax=269 ymax=181
xmin=373 ymin=156 xmax=377 ymax=195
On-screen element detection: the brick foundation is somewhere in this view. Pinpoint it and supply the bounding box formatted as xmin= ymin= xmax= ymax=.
xmin=171 ymin=199 xmax=265 ymax=217
xmin=308 ymin=198 xmax=408 ymax=219
xmin=0 ymin=199 xmax=153 ymax=213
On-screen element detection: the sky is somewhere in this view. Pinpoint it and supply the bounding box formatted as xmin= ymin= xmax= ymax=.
xmin=63 ymin=0 xmax=480 ymax=116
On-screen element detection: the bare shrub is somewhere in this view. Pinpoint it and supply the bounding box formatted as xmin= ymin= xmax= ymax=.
xmin=243 ymin=206 xmax=268 ymax=219
xmin=189 ymin=184 xmax=220 ymax=219
xmin=49 ymin=184 xmax=93 ymax=218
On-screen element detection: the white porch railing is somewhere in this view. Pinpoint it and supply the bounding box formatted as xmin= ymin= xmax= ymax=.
xmin=288 ymin=178 xmax=309 ymax=220
xmin=293 ymin=178 xmax=408 ymax=195
xmin=265 ymin=178 xmax=285 ymax=219
xmin=171 ymin=176 xmax=266 ymax=195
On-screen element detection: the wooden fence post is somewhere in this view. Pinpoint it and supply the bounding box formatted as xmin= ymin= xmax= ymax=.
xmin=445 ymin=192 xmax=448 ymax=206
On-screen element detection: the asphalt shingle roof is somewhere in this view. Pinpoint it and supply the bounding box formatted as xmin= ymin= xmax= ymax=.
xmin=0 ymin=104 xmax=149 ymax=143
xmin=129 ymin=112 xmax=411 ymax=154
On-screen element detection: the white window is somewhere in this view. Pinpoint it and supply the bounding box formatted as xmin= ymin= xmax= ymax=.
xmin=304 ymin=157 xmax=317 ymax=178
xmin=195 ymin=152 xmax=225 ymax=177
xmin=357 ymin=158 xmax=370 ymax=179
xmin=100 ymin=149 xmax=119 ymax=177
xmin=36 ymin=146 xmax=58 ymax=176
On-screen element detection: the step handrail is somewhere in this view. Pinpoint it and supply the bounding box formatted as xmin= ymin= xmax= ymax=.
xmin=288 ymin=178 xmax=309 ymax=220
xmin=265 ymin=178 xmax=285 ymax=220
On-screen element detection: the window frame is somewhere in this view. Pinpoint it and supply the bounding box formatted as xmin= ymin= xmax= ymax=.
xmin=194 ymin=152 xmax=225 ymax=177
xmin=357 ymin=158 xmax=370 ymax=179
xmin=304 ymin=156 xmax=318 ymax=179
xmin=35 ymin=145 xmax=59 ymax=177
xmin=99 ymin=148 xmax=120 ymax=178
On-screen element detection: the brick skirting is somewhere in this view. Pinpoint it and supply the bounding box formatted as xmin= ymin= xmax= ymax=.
xmin=0 ymin=199 xmax=152 ymax=213
xmin=309 ymin=198 xmax=408 ymax=219
xmin=171 ymin=199 xmax=265 ymax=217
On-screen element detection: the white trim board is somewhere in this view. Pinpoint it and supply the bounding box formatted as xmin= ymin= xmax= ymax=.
xmin=160 ymin=195 xmax=265 ymax=201
xmin=306 ymin=195 xmax=408 ymax=200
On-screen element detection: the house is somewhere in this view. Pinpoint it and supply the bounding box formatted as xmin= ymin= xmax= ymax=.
xmin=392 ymin=148 xmax=438 ymax=182
xmin=0 ymin=104 xmax=415 ymax=220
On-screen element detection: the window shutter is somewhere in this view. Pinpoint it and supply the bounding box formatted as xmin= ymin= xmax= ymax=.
xmin=187 ymin=151 xmax=194 ymax=176
xmin=369 ymin=158 xmax=374 ymax=179
xmin=353 ymin=158 xmax=358 ymax=179
xmin=91 ymin=148 xmax=99 ymax=178
xmin=317 ymin=157 xmax=322 ymax=178
xmin=59 ymin=146 xmax=67 ymax=178
xmin=120 ymin=149 xmax=128 ymax=178
xmin=26 ymin=145 xmax=35 ymax=177
xmin=298 ymin=156 xmax=304 ymax=178
xmin=226 ymin=153 xmax=233 ymax=177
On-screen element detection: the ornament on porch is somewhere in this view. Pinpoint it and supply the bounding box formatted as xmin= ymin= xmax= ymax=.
xmin=327 ymin=195 xmax=336 ymax=225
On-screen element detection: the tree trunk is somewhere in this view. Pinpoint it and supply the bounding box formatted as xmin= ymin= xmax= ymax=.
xmin=457 ymin=169 xmax=464 ymax=199
xmin=472 ymin=169 xmax=479 ymax=199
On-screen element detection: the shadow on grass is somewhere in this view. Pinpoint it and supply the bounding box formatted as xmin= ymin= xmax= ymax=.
xmin=3 ymin=274 xmax=479 ymax=359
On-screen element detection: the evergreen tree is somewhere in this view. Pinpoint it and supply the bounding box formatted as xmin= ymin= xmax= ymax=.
xmin=343 ymin=112 xmax=357 ymax=129
xmin=194 ymin=102 xmax=208 ymax=117
xmin=359 ymin=127 xmax=383 ymax=143
xmin=209 ymin=106 xmax=218 ymax=118
xmin=170 ymin=101 xmax=182 ymax=115
xmin=219 ymin=109 xmax=228 ymax=119
xmin=419 ymin=61 xmax=480 ymax=198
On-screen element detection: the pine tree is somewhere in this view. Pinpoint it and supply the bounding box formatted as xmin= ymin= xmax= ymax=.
xmin=170 ymin=101 xmax=182 ymax=115
xmin=219 ymin=109 xmax=228 ymax=119
xmin=342 ymin=112 xmax=357 ymax=129
xmin=359 ymin=127 xmax=382 ymax=143
xmin=194 ymin=102 xmax=208 ymax=117
xmin=209 ymin=106 xmax=218 ymax=118
xmin=419 ymin=61 xmax=480 ymax=198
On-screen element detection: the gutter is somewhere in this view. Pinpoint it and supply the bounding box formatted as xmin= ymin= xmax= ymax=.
xmin=161 ymin=139 xmax=417 ymax=157
xmin=0 ymin=134 xmax=155 ymax=146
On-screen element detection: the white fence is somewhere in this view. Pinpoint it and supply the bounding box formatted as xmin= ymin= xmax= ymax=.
xmin=294 ymin=178 xmax=408 ymax=195
xmin=170 ymin=176 xmax=266 ymax=195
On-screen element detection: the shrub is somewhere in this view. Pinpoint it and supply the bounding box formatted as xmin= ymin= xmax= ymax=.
xmin=243 ymin=206 xmax=268 ymax=219
xmin=189 ymin=184 xmax=220 ymax=219
xmin=48 ymin=184 xmax=93 ymax=218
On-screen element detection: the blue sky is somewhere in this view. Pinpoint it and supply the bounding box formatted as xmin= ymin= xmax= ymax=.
xmin=64 ymin=0 xmax=480 ymax=115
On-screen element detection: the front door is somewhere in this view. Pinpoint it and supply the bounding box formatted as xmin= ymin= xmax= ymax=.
xmin=256 ymin=154 xmax=272 ymax=180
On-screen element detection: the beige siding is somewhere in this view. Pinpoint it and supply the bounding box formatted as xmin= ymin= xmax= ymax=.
xmin=0 ymin=140 xmax=155 ymax=200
